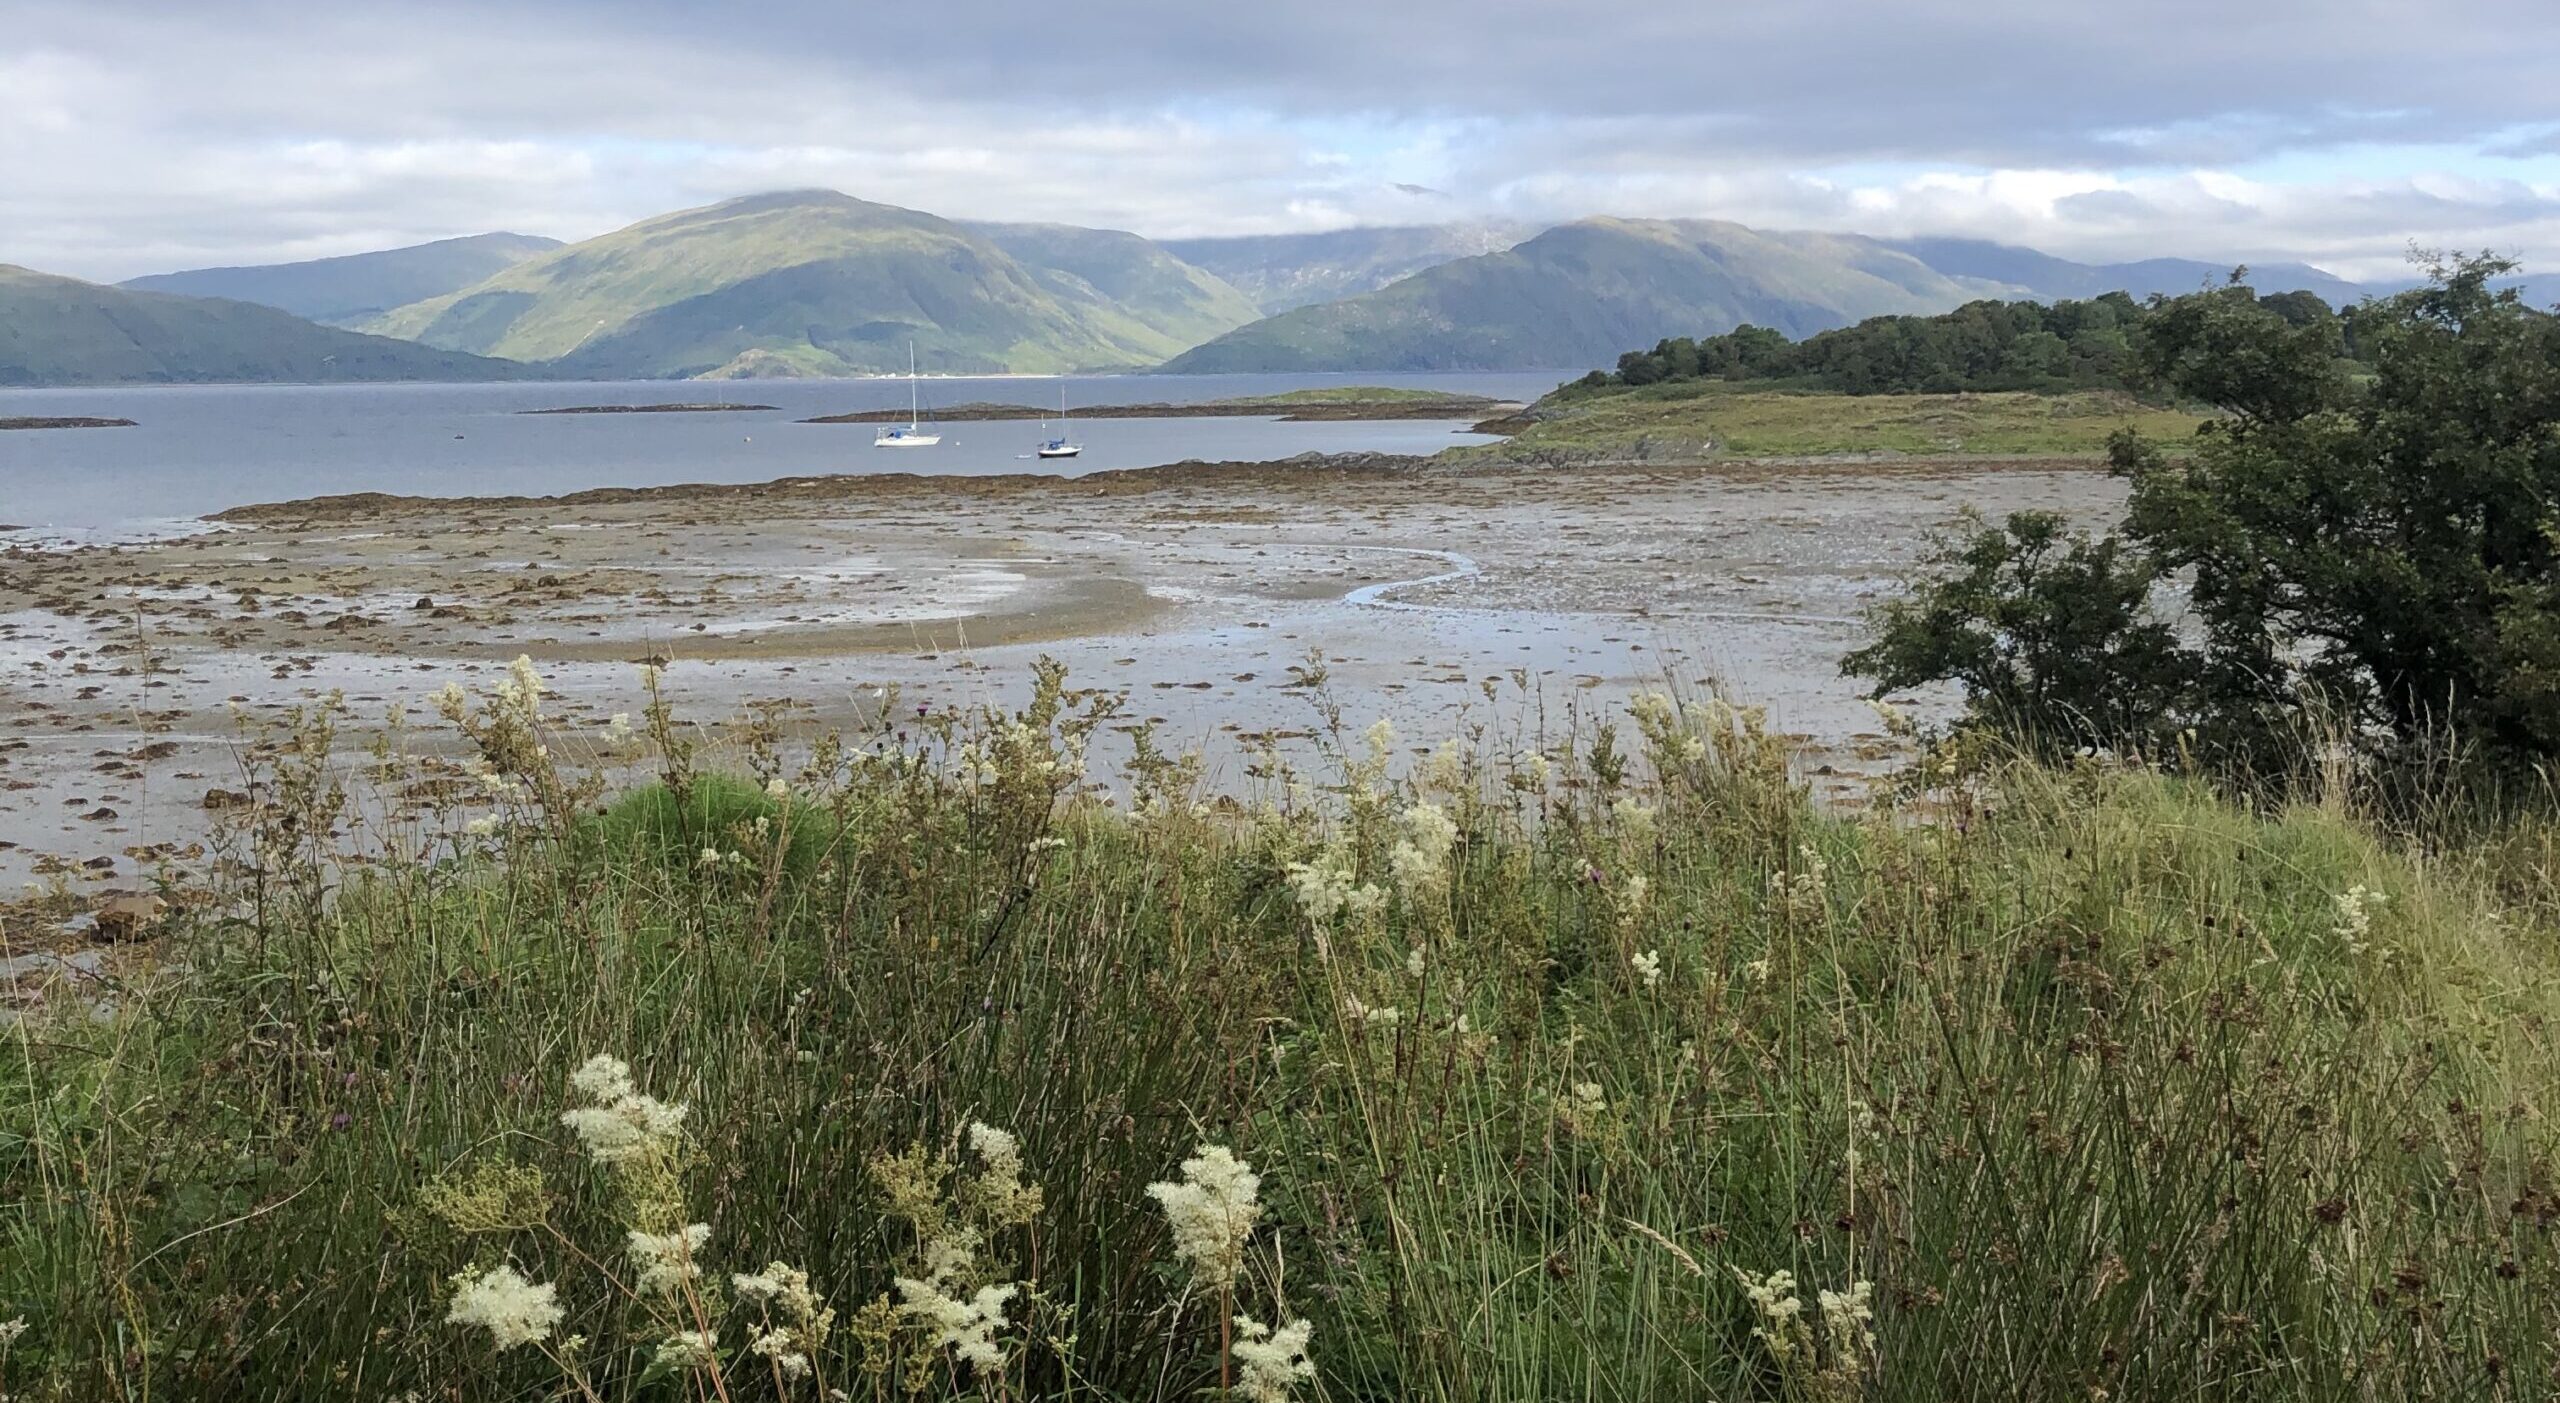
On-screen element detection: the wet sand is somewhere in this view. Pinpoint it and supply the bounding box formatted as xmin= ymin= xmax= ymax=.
xmin=0 ymin=453 xmax=2124 ymax=899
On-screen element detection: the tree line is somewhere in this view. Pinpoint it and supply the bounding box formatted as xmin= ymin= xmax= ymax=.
xmin=1581 ymin=284 xmax=2345 ymax=396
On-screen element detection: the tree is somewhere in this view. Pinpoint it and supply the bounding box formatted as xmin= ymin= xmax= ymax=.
xmin=1848 ymin=253 xmax=2560 ymax=780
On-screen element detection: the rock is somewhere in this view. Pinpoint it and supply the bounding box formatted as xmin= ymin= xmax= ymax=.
xmin=91 ymin=892 xmax=165 ymax=941
xmin=201 ymin=787 xmax=251 ymax=810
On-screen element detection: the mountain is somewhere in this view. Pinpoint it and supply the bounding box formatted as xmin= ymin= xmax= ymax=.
xmin=1160 ymin=223 xmax=1535 ymax=313
xmin=0 ymin=265 xmax=528 ymax=386
xmin=1882 ymin=237 xmax=2368 ymax=306
xmin=1158 ymin=217 xmax=2008 ymax=373
xmin=966 ymin=222 xmax=1261 ymax=353
xmin=364 ymin=191 xmax=1258 ymax=378
xmin=118 ymin=233 xmax=563 ymax=326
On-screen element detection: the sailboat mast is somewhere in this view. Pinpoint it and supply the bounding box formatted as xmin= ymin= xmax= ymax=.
xmin=908 ymin=342 xmax=920 ymax=430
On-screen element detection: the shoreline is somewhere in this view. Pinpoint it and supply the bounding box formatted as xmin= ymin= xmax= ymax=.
xmin=800 ymin=395 xmax=1514 ymax=425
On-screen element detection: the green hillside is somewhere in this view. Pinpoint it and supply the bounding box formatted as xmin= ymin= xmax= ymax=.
xmin=968 ymin=221 xmax=1261 ymax=353
xmin=117 ymin=233 xmax=562 ymax=326
xmin=1159 ymin=222 xmax=1535 ymax=312
xmin=366 ymin=191 xmax=1250 ymax=378
xmin=1157 ymin=217 xmax=2008 ymax=373
xmin=0 ymin=265 xmax=528 ymax=386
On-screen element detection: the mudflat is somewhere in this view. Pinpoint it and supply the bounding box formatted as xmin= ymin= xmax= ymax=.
xmin=0 ymin=452 xmax=2122 ymax=888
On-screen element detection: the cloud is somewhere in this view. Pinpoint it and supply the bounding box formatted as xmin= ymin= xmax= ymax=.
xmin=6 ymin=0 xmax=2558 ymax=282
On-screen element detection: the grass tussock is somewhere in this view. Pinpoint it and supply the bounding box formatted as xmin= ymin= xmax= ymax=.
xmin=4 ymin=661 xmax=2557 ymax=1401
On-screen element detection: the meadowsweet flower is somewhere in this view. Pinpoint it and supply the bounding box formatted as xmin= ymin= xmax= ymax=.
xmin=652 ymin=1330 xmax=718 ymax=1370
xmin=1742 ymin=957 xmax=1772 ymax=983
xmin=602 ymin=712 xmax=634 ymax=741
xmin=432 ymin=682 xmax=470 ymax=722
xmin=1405 ymin=946 xmax=1427 ymax=978
xmin=1232 ymin=1314 xmax=1316 ymax=1403
xmin=966 ymin=1120 xmax=1044 ymax=1226
xmin=465 ymin=815 xmax=500 ymax=837
xmin=1819 ymin=1279 xmax=1875 ymax=1362
xmin=1389 ymin=803 xmax=1459 ymax=893
xmin=765 ymin=776 xmax=789 ymax=800
xmin=698 ymin=847 xmax=722 ymax=869
xmin=894 ymin=1277 xmax=1017 ymax=1372
xmin=445 ymin=1264 xmax=563 ymax=1350
xmin=1363 ymin=717 xmax=1396 ymax=761
xmin=1571 ymin=1081 xmax=1607 ymax=1112
xmin=734 ymin=1261 xmax=820 ymax=1315
xmin=1285 ymin=850 xmax=1379 ymax=925
xmin=559 ymin=1054 xmax=687 ymax=1166
xmin=0 ymin=1316 xmax=24 ymax=1346
xmin=1512 ymin=749 xmax=1552 ymax=790
xmin=749 ymin=1325 xmax=813 ymax=1379
xmin=628 ymin=1222 xmax=712 ymax=1295
xmin=1732 ymin=1267 xmax=1807 ymax=1362
xmin=2332 ymin=884 xmax=2385 ymax=954
xmin=1612 ymin=797 xmax=1657 ymax=841
xmin=1631 ymin=949 xmax=1662 ymax=988
xmin=1147 ymin=1143 xmax=1262 ymax=1290
xmin=1342 ymin=995 xmax=1402 ymax=1030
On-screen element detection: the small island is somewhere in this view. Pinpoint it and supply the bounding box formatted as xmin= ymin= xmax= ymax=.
xmin=519 ymin=402 xmax=779 ymax=415
xmin=1 ymin=416 xmax=138 ymax=430
xmin=802 ymin=386 xmax=1512 ymax=425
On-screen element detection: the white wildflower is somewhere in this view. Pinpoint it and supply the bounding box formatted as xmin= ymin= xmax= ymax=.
xmin=431 ymin=681 xmax=470 ymax=721
xmin=559 ymin=1054 xmax=687 ymax=1166
xmin=1146 ymin=1143 xmax=1262 ymax=1289
xmin=1819 ymin=1279 xmax=1875 ymax=1362
xmin=1286 ymin=849 xmax=1377 ymax=925
xmin=1232 ymin=1314 xmax=1316 ymax=1403
xmin=0 ymin=1316 xmax=23 ymax=1346
xmin=1362 ymin=717 xmax=1397 ymax=762
xmin=465 ymin=815 xmax=500 ymax=838
xmin=894 ymin=1277 xmax=1017 ymax=1372
xmin=651 ymin=1330 xmax=717 ymax=1370
xmin=445 ymin=1264 xmax=563 ymax=1351
xmin=765 ymin=776 xmax=789 ymax=801
xmin=749 ymin=1325 xmax=813 ymax=1380
xmin=627 ymin=1222 xmax=712 ymax=1296
xmin=1571 ymin=1081 xmax=1607 ymax=1112
xmin=1631 ymin=949 xmax=1662 ymax=988
xmin=602 ymin=712 xmax=634 ymax=741
xmin=2332 ymin=884 xmax=2385 ymax=954
xmin=1743 ymin=957 xmax=1773 ymax=983
xmin=1512 ymin=749 xmax=1552 ymax=790
xmin=1732 ymin=1267 xmax=1808 ymax=1362
xmin=698 ymin=847 xmax=722 ymax=869
xmin=1612 ymin=797 xmax=1658 ymax=841
xmin=1389 ymin=802 xmax=1459 ymax=893
xmin=1405 ymin=946 xmax=1427 ymax=979
xmin=1342 ymin=995 xmax=1402 ymax=1031
xmin=967 ymin=1120 xmax=1045 ymax=1224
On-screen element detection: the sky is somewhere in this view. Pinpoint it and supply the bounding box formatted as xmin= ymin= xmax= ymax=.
xmin=8 ymin=0 xmax=2560 ymax=284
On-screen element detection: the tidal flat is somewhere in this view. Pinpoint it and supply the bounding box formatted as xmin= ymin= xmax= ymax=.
xmin=0 ymin=453 xmax=2122 ymax=894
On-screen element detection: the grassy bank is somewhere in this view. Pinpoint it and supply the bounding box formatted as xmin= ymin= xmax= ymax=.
xmin=5 ymin=665 xmax=2556 ymax=1400
xmin=1456 ymin=386 xmax=2205 ymax=463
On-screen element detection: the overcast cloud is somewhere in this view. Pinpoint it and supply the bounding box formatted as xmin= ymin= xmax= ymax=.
xmin=7 ymin=0 xmax=2559 ymax=282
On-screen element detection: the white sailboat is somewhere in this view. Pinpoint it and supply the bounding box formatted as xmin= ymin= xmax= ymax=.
xmin=1035 ymin=385 xmax=1081 ymax=459
xmin=874 ymin=342 xmax=942 ymax=447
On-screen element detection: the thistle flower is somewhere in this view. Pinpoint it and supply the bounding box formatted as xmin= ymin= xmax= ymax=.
xmin=894 ymin=1277 xmax=1017 ymax=1372
xmin=628 ymin=1222 xmax=712 ymax=1295
xmin=445 ymin=1264 xmax=563 ymax=1350
xmin=1232 ymin=1315 xmax=1316 ymax=1403
xmin=559 ymin=1054 xmax=687 ymax=1166
xmin=1146 ymin=1143 xmax=1262 ymax=1290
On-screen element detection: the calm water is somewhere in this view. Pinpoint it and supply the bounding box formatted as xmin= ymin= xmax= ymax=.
xmin=0 ymin=372 xmax=1564 ymax=539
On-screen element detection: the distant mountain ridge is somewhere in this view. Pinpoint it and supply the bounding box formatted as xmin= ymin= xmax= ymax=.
xmin=119 ymin=233 xmax=562 ymax=326
xmin=363 ymin=191 xmax=1262 ymax=378
xmin=1161 ymin=223 xmax=1537 ymax=313
xmin=1158 ymin=221 xmax=2399 ymax=373
xmin=0 ymin=265 xmax=526 ymax=386
xmin=1159 ymin=217 xmax=2014 ymax=373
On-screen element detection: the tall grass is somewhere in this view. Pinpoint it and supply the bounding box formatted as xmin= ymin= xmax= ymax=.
xmin=3 ymin=663 xmax=2555 ymax=1400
